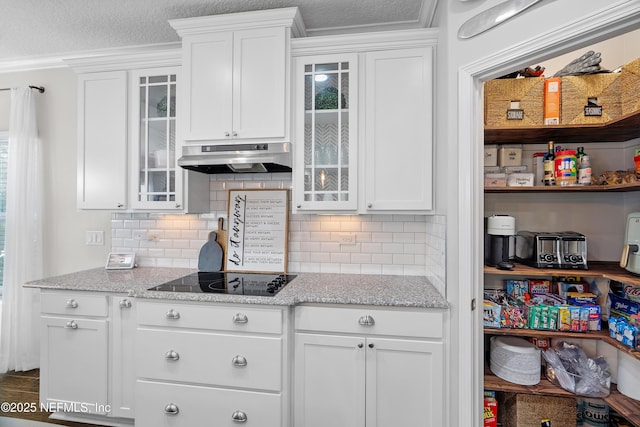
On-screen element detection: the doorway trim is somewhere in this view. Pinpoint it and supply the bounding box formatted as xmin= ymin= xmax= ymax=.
xmin=456 ymin=2 xmax=640 ymax=426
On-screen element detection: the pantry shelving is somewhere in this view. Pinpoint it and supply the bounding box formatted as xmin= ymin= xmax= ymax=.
xmin=484 ymin=369 xmax=640 ymax=427
xmin=485 ymin=181 xmax=640 ymax=193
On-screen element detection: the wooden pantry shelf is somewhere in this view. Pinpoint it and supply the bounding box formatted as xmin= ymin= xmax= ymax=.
xmin=485 ymin=182 xmax=640 ymax=193
xmin=483 ymin=261 xmax=640 ymax=287
xmin=484 ymin=327 xmax=640 ymax=361
xmin=484 ymin=370 xmax=640 ymax=426
xmin=484 ymin=110 xmax=640 ymax=144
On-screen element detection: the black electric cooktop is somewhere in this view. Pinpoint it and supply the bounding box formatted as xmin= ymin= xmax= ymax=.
xmin=148 ymin=272 xmax=296 ymax=297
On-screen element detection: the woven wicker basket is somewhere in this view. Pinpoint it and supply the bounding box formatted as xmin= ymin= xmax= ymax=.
xmin=484 ymin=77 xmax=545 ymax=127
xmin=621 ymin=57 xmax=640 ymax=116
xmin=498 ymin=393 xmax=577 ymax=427
xmin=561 ymin=73 xmax=621 ymax=125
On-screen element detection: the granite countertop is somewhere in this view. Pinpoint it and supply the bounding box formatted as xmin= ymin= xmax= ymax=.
xmin=25 ymin=267 xmax=448 ymax=309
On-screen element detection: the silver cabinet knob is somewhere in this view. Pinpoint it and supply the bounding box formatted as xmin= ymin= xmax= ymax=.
xmin=65 ymin=320 xmax=78 ymax=329
xmin=175 ymin=203 xmax=181 ymax=209
xmin=164 ymin=350 xmax=180 ymax=361
xmin=231 ymin=355 xmax=247 ymax=367
xmin=231 ymin=410 xmax=248 ymax=423
xmin=357 ymin=343 xmax=364 ymax=348
xmin=65 ymin=299 xmax=78 ymax=308
xmin=117 ymin=203 xmax=124 ymax=208
xmin=119 ymin=299 xmax=132 ymax=309
xmin=358 ymin=315 xmax=375 ymax=326
xmin=368 ymin=203 xmax=373 ymax=208
xmin=368 ymin=343 xmax=375 ymax=349
xmin=296 ymin=204 xmax=302 ymax=209
xmin=225 ymin=131 xmax=230 ymax=137
xmin=232 ymin=131 xmax=238 ymax=137
xmin=166 ymin=309 xmax=180 ymax=320
xmin=232 ymin=313 xmax=248 ymax=324
xmin=164 ymin=403 xmax=179 ymax=415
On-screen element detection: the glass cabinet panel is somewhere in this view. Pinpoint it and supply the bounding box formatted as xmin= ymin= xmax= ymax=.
xmin=296 ymin=55 xmax=357 ymax=210
xmin=135 ymin=71 xmax=177 ymax=205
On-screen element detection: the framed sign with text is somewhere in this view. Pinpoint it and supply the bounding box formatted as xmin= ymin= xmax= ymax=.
xmin=226 ymin=189 xmax=289 ymax=273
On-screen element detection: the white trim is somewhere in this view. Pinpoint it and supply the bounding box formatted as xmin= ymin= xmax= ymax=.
xmin=456 ymin=2 xmax=640 ymax=426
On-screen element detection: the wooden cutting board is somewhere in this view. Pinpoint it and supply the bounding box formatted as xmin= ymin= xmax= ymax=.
xmin=216 ymin=217 xmax=227 ymax=269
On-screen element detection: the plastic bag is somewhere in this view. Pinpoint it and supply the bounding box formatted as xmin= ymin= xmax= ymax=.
xmin=542 ymin=341 xmax=610 ymax=397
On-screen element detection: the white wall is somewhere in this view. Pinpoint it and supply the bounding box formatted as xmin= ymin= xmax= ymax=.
xmin=0 ymin=68 xmax=112 ymax=277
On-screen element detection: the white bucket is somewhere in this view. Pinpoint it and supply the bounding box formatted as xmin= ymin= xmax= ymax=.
xmin=617 ymin=350 xmax=640 ymax=401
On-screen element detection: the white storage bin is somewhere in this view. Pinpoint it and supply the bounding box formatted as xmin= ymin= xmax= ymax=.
xmin=498 ymin=144 xmax=523 ymax=167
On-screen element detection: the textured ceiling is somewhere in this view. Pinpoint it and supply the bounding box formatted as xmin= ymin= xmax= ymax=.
xmin=0 ymin=0 xmax=437 ymax=61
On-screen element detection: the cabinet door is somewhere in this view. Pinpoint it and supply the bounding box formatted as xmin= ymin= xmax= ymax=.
xmin=129 ymin=67 xmax=183 ymax=210
xmin=40 ymin=316 xmax=109 ymax=414
xmin=293 ymin=54 xmax=358 ymax=211
xmin=233 ymin=27 xmax=287 ymax=140
xmin=364 ymin=47 xmax=433 ymax=211
xmin=365 ymin=338 xmax=444 ymax=427
xmin=181 ymin=32 xmax=233 ymax=141
xmin=294 ymin=333 xmax=366 ymax=427
xmin=110 ymin=296 xmax=136 ymax=418
xmin=77 ymin=71 xmax=127 ymax=210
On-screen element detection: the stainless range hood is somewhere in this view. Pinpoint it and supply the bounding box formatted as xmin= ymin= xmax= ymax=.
xmin=178 ymin=142 xmax=292 ymax=174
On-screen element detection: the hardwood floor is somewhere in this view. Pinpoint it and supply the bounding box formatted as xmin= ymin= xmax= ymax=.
xmin=0 ymin=370 xmax=104 ymax=427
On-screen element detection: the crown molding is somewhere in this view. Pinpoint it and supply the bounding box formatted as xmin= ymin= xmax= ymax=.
xmin=291 ymin=27 xmax=438 ymax=56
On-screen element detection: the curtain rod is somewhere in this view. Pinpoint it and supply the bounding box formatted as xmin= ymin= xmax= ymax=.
xmin=0 ymin=85 xmax=45 ymax=93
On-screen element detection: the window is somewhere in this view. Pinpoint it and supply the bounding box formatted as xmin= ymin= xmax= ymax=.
xmin=0 ymin=132 xmax=7 ymax=297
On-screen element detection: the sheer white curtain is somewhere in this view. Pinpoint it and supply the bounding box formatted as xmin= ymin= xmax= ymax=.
xmin=0 ymin=87 xmax=43 ymax=372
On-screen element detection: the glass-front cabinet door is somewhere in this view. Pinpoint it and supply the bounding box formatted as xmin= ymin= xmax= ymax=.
xmin=293 ymin=54 xmax=358 ymax=211
xmin=129 ymin=67 xmax=183 ymax=210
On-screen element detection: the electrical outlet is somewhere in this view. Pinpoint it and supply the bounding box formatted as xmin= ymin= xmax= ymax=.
xmin=338 ymin=233 xmax=356 ymax=245
xmin=86 ymin=231 xmax=104 ymax=246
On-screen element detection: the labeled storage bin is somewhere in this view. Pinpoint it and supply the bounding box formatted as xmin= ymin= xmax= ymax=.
xmin=561 ymin=73 xmax=621 ymax=125
xmin=499 ymin=144 xmax=523 ymax=167
xmin=484 ymin=77 xmax=545 ymax=127
xmin=621 ymin=56 xmax=640 ymax=115
xmin=498 ymin=393 xmax=577 ymax=427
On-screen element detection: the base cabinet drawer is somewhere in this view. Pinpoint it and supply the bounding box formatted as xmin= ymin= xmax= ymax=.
xmin=136 ymin=380 xmax=282 ymax=427
xmin=41 ymin=292 xmax=108 ymax=317
xmin=136 ymin=328 xmax=282 ymax=391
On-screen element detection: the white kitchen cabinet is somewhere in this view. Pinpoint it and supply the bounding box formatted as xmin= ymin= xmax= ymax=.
xmin=110 ymin=296 xmax=136 ymax=418
xmin=70 ymin=49 xmax=210 ymax=213
xmin=292 ymin=29 xmax=436 ymax=213
xmin=293 ymin=54 xmax=358 ymax=211
xmin=294 ymin=305 xmax=445 ymax=427
xmin=363 ymin=47 xmax=433 ymax=212
xmin=128 ymin=67 xmax=209 ymax=212
xmin=170 ymin=8 xmax=302 ymax=144
xmin=135 ymin=300 xmax=290 ymax=427
xmin=39 ymin=291 xmax=135 ymax=425
xmin=77 ymin=71 xmax=128 ymax=210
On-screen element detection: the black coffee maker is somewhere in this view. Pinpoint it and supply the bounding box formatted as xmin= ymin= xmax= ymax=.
xmin=484 ymin=215 xmax=515 ymax=267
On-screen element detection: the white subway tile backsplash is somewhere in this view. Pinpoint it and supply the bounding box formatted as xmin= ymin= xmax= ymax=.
xmin=110 ymin=174 xmax=446 ymax=282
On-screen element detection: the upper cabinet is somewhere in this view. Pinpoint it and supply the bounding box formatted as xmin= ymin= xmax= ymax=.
xmin=294 ymin=53 xmax=359 ymax=211
xmin=170 ymin=8 xmax=304 ymax=144
xmin=292 ymin=29 xmax=437 ymax=214
xmin=77 ymin=71 xmax=128 ymax=210
xmin=68 ymin=48 xmax=210 ymax=212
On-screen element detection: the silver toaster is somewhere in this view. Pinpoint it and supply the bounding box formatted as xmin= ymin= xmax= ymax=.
xmin=515 ymin=231 xmax=587 ymax=269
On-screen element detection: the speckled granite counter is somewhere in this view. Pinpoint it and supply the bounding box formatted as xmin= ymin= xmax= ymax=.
xmin=25 ymin=267 xmax=448 ymax=309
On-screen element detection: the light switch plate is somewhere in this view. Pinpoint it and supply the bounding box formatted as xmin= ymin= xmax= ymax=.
xmin=86 ymin=230 xmax=104 ymax=246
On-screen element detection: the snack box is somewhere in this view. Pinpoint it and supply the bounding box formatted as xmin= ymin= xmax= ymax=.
xmin=529 ymin=279 xmax=551 ymax=295
xmin=558 ymin=281 xmax=585 ymax=299
xmin=483 ymin=301 xmax=502 ymax=328
xmin=506 ymin=280 xmax=529 ymax=299
xmin=609 ymin=292 xmax=640 ymax=319
xmin=567 ymin=292 xmax=598 ymax=306
xmin=484 ymin=395 xmax=498 ymax=427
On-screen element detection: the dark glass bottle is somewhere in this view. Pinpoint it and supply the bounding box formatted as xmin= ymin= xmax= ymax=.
xmin=543 ymin=141 xmax=555 ymax=186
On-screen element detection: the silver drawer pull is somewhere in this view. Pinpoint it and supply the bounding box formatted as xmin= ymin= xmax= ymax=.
xmin=164 ymin=350 xmax=180 ymax=361
xmin=65 ymin=320 xmax=78 ymax=329
xmin=164 ymin=403 xmax=179 ymax=415
xmin=231 ymin=355 xmax=247 ymax=367
xmin=358 ymin=315 xmax=375 ymax=326
xmin=119 ymin=299 xmax=132 ymax=309
xmin=232 ymin=313 xmax=248 ymax=324
xmin=65 ymin=299 xmax=78 ymax=308
xmin=166 ymin=309 xmax=180 ymax=320
xmin=231 ymin=410 xmax=247 ymax=423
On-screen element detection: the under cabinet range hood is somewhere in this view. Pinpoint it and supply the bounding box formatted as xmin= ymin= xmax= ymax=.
xmin=178 ymin=142 xmax=292 ymax=174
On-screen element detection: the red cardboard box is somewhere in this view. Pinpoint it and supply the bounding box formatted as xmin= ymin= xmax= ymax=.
xmin=484 ymin=396 xmax=498 ymax=427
